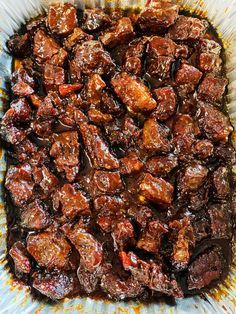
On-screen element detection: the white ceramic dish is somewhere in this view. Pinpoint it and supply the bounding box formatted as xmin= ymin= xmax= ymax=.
xmin=0 ymin=0 xmax=235 ymax=313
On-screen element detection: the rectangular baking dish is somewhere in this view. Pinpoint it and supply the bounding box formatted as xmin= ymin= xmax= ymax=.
xmin=0 ymin=0 xmax=235 ymax=313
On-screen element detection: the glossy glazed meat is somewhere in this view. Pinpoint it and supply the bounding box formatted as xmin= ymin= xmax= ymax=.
xmin=2 ymin=2 xmax=234 ymax=303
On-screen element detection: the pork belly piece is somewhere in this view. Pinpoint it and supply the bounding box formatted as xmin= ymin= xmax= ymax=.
xmin=80 ymin=123 xmax=119 ymax=170
xmin=198 ymin=74 xmax=228 ymax=103
xmin=146 ymin=154 xmax=178 ymax=176
xmin=27 ymin=231 xmax=71 ymax=270
xmin=5 ymin=163 xmax=34 ymax=206
xmin=137 ymin=220 xmax=168 ymax=253
xmin=53 ymin=183 xmax=91 ymax=219
xmin=178 ymin=162 xmax=208 ymax=194
xmin=140 ymin=173 xmax=174 ymax=206
xmin=152 ymin=87 xmax=177 ymax=121
xmin=196 ymin=102 xmax=233 ymax=142
xmin=188 ymin=248 xmax=224 ymax=290
xmin=136 ymin=1 xmax=179 ymax=32
xmin=93 ymin=170 xmax=123 ymax=194
xmin=111 ymin=72 xmax=157 ymax=113
xmin=74 ymin=40 xmax=115 ymax=75
xmin=21 ymin=200 xmax=51 ymax=230
xmin=142 ymin=118 xmax=171 ymax=153
xmin=50 ymin=131 xmax=80 ymax=182
xmin=168 ymin=15 xmax=208 ymax=41
xmin=33 ymin=272 xmax=74 ymax=299
xmin=47 ymin=4 xmax=78 ymax=36
xmin=9 ymin=242 xmax=31 ymax=275
xmin=100 ymin=17 xmax=134 ymax=48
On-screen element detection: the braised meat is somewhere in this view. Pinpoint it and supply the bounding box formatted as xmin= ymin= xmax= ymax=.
xmin=2 ymin=2 xmax=233 ymax=303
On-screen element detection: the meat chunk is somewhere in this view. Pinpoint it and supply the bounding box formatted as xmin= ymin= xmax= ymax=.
xmin=173 ymin=114 xmax=199 ymax=137
xmin=64 ymin=27 xmax=93 ymax=50
xmin=101 ymin=273 xmax=143 ymax=300
xmin=77 ymin=263 xmax=111 ymax=294
xmin=80 ymin=123 xmax=119 ymax=170
xmin=105 ymin=117 xmax=141 ymax=149
xmin=33 ymin=165 xmax=59 ymax=193
xmin=7 ymin=33 xmax=31 ymax=57
xmin=88 ymin=109 xmax=113 ymax=125
xmin=137 ymin=220 xmax=168 ymax=253
xmin=146 ymin=154 xmax=178 ymax=176
xmin=169 ymin=217 xmax=195 ymax=269
xmin=198 ymin=74 xmax=228 ymax=103
xmin=112 ymin=220 xmax=135 ymax=250
xmin=128 ymin=206 xmax=153 ymax=228
xmin=142 ymin=118 xmax=171 ymax=152
xmin=12 ymin=68 xmax=35 ymax=97
xmin=197 ymin=102 xmax=233 ymax=142
xmin=175 ymin=63 xmax=202 ymax=87
xmin=188 ymin=248 xmax=223 ymax=290
xmin=0 ymin=124 xmax=27 ymax=145
xmin=9 ymin=242 xmax=31 ymax=275
xmin=5 ymin=163 xmax=34 ymax=206
xmin=86 ymin=74 xmax=106 ymax=106
xmin=50 ymin=131 xmax=80 ymax=182
xmin=149 ymin=263 xmax=183 ymax=297
xmin=82 ymin=9 xmax=111 ymax=32
xmin=12 ymin=67 xmax=34 ymax=88
xmin=178 ymin=162 xmax=208 ymax=194
xmin=63 ymin=225 xmax=103 ymax=272
xmin=21 ymin=200 xmax=51 ymax=230
xmin=214 ymin=144 xmax=235 ymax=164
xmin=27 ymin=232 xmax=71 ymax=269
xmin=147 ymin=36 xmax=188 ymax=58
xmin=124 ymin=37 xmax=147 ymax=75
xmin=212 ymin=166 xmax=231 ymax=199
xmin=193 ymin=139 xmax=214 ymax=159
xmin=136 ymin=2 xmax=179 ymax=32
xmin=33 ymin=30 xmax=60 ymax=62
xmin=188 ymin=185 xmax=209 ymax=212
xmin=59 ymin=83 xmax=83 ymax=97
xmin=172 ymin=114 xmax=199 ymax=159
xmin=33 ymin=272 xmax=74 ymax=299
xmin=94 ymin=170 xmax=123 ymax=194
xmin=12 ymin=83 xmax=33 ymax=99
xmin=94 ymin=196 xmax=125 ymax=232
xmin=111 ymin=72 xmax=157 ymax=112
xmin=31 ymin=119 xmax=54 ymax=137
xmin=74 ymin=40 xmax=114 ymax=75
xmin=11 ymin=139 xmax=36 ymax=162
xmin=197 ymin=53 xmax=222 ymax=74
xmin=152 ymin=87 xmax=177 ymax=121
xmin=59 ymin=102 xmax=88 ymax=127
xmin=168 ymin=16 xmax=208 ymax=41
xmin=50 ymin=48 xmax=68 ymax=67
xmin=77 ymin=266 xmax=98 ymax=294
xmin=2 ymin=98 xmax=31 ymax=125
xmin=120 ymin=152 xmax=144 ymax=175
xmin=53 ymin=184 xmax=90 ymax=218
xmin=198 ymin=38 xmax=222 ymax=54
xmin=140 ymin=173 xmax=174 ymax=206
xmin=101 ymin=92 xmax=124 ymax=115
xmin=47 ymin=4 xmax=77 ymax=36
xmin=192 ymin=215 xmax=209 ymax=242
xmin=146 ymin=56 xmax=174 ymax=79
xmin=36 ymin=91 xmax=62 ymax=119
xmin=43 ymin=63 xmax=65 ymax=86
xmin=120 ymin=252 xmax=183 ymax=298
xmin=100 ymin=17 xmax=134 ymax=48
xmin=208 ymin=203 xmax=232 ymax=239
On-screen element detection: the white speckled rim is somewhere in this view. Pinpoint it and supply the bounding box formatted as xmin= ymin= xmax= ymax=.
xmin=0 ymin=0 xmax=235 ymax=313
